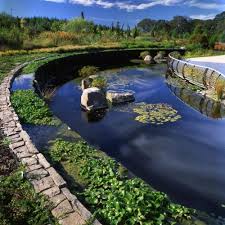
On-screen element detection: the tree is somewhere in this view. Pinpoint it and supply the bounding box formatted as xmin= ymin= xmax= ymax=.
xmin=63 ymin=18 xmax=95 ymax=33
xmin=132 ymin=26 xmax=139 ymax=39
xmin=81 ymin=11 xmax=85 ymax=20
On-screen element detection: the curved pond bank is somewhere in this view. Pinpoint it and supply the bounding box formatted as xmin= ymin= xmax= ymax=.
xmin=14 ymin=60 xmax=225 ymax=220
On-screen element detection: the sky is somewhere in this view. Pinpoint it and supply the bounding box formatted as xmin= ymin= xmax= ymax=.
xmin=0 ymin=0 xmax=225 ymax=26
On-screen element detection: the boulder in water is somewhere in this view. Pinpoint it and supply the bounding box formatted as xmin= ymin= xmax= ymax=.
xmin=144 ymin=55 xmax=155 ymax=64
xmin=106 ymin=90 xmax=135 ymax=105
xmin=81 ymin=87 xmax=108 ymax=111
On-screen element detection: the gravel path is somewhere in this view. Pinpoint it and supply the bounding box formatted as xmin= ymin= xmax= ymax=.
xmin=187 ymin=55 xmax=225 ymax=75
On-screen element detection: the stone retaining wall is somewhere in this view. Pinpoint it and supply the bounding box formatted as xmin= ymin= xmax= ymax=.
xmin=168 ymin=54 xmax=225 ymax=90
xmin=0 ymin=64 xmax=101 ymax=225
xmin=35 ymin=48 xmax=185 ymax=92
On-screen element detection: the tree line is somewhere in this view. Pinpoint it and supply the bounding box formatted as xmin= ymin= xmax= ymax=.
xmin=137 ymin=12 xmax=225 ymax=49
xmin=0 ymin=12 xmax=138 ymax=50
xmin=0 ymin=11 xmax=225 ymax=50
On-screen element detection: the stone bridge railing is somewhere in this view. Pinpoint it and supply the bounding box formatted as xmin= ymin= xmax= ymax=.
xmin=168 ymin=54 xmax=225 ymax=90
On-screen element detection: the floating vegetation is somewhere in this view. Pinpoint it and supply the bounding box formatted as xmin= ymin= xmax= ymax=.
xmin=113 ymin=102 xmax=182 ymax=125
xmin=133 ymin=103 xmax=181 ymax=125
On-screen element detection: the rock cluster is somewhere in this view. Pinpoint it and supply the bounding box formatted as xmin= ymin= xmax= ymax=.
xmin=81 ymin=76 xmax=136 ymax=111
xmin=0 ymin=64 xmax=101 ymax=225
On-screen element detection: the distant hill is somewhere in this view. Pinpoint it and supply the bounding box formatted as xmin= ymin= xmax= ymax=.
xmin=137 ymin=11 xmax=225 ymax=45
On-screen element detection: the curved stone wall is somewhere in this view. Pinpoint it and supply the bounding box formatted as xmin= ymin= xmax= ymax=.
xmin=0 ymin=64 xmax=101 ymax=225
xmin=35 ymin=48 xmax=185 ymax=92
xmin=168 ymin=54 xmax=225 ymax=90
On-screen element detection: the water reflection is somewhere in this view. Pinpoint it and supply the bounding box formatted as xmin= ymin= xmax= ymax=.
xmin=166 ymin=75 xmax=225 ymax=119
xmin=81 ymin=109 xmax=107 ymax=122
xmin=11 ymin=73 xmax=34 ymax=91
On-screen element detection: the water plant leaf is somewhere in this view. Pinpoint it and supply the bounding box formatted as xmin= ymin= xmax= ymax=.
xmin=133 ymin=102 xmax=182 ymax=125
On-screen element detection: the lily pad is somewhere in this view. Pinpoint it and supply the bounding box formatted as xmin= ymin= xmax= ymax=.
xmin=133 ymin=102 xmax=181 ymax=125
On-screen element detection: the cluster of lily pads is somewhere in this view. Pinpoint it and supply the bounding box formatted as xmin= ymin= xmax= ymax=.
xmin=133 ymin=103 xmax=182 ymax=124
xmin=114 ymin=102 xmax=182 ymax=125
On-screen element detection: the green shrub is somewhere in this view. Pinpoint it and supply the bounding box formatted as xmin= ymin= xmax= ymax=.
xmin=78 ymin=66 xmax=99 ymax=78
xmin=63 ymin=18 xmax=95 ymax=34
xmin=0 ymin=169 xmax=56 ymax=225
xmin=11 ymin=90 xmax=57 ymax=125
xmin=49 ymin=139 xmax=194 ymax=225
xmin=91 ymin=76 xmax=107 ymax=89
xmin=140 ymin=51 xmax=150 ymax=59
xmin=170 ymin=51 xmax=182 ymax=59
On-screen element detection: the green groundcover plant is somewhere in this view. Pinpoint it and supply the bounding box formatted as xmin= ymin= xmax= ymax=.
xmin=50 ymin=139 xmax=195 ymax=225
xmin=11 ymin=90 xmax=58 ymax=125
xmin=0 ymin=168 xmax=57 ymax=225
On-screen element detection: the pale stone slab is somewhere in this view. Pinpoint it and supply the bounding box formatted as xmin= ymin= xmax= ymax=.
xmin=37 ymin=153 xmax=50 ymax=169
xmin=61 ymin=187 xmax=77 ymax=202
xmin=27 ymin=168 xmax=49 ymax=180
xmin=21 ymin=157 xmax=38 ymax=166
xmin=10 ymin=141 xmax=25 ymax=149
xmin=59 ymin=212 xmax=86 ymax=225
xmin=42 ymin=186 xmax=61 ymax=198
xmin=47 ymin=167 xmax=66 ymax=188
xmin=50 ymin=193 xmax=67 ymax=207
xmin=32 ymin=176 xmax=55 ymax=193
xmin=26 ymin=164 xmax=43 ymax=172
xmin=51 ymin=199 xmax=73 ymax=219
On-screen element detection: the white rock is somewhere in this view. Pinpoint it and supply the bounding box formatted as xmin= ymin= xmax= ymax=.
xmin=106 ymin=90 xmax=135 ymax=104
xmin=81 ymin=87 xmax=108 ymax=111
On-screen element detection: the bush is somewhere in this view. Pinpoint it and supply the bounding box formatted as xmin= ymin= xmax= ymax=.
xmin=0 ymin=169 xmax=56 ymax=225
xmin=170 ymin=51 xmax=182 ymax=59
xmin=0 ymin=27 xmax=25 ymax=50
xmin=91 ymin=76 xmax=107 ymax=89
xmin=11 ymin=90 xmax=57 ymax=125
xmin=63 ymin=18 xmax=95 ymax=33
xmin=78 ymin=66 xmax=99 ymax=78
xmin=140 ymin=51 xmax=150 ymax=59
xmin=215 ymin=80 xmax=225 ymax=100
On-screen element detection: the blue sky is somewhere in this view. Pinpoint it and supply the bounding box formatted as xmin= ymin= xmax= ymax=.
xmin=0 ymin=0 xmax=225 ymax=26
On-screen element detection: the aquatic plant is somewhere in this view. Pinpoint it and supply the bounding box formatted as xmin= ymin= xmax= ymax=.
xmin=133 ymin=103 xmax=181 ymax=125
xmin=49 ymin=139 xmax=195 ymax=225
xmin=11 ymin=90 xmax=58 ymax=125
xmin=78 ymin=66 xmax=99 ymax=78
xmin=91 ymin=76 xmax=107 ymax=89
xmin=140 ymin=51 xmax=150 ymax=59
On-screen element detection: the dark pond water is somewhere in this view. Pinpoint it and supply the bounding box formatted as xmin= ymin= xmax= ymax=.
xmin=12 ymin=64 xmax=225 ymax=219
xmin=47 ymin=64 xmax=225 ymax=216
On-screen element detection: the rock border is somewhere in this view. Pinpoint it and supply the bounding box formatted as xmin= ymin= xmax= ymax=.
xmin=0 ymin=64 xmax=101 ymax=225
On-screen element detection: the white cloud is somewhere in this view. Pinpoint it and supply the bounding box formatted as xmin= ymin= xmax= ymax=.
xmin=187 ymin=0 xmax=225 ymax=10
xmin=45 ymin=0 xmax=225 ymax=11
xmin=190 ymin=13 xmax=216 ymax=20
xmin=45 ymin=0 xmax=66 ymax=3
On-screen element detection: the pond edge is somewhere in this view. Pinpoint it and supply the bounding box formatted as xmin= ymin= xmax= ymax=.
xmin=0 ymin=63 xmax=101 ymax=225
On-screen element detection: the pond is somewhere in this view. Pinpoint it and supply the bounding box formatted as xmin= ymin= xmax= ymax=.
xmin=12 ymin=64 xmax=225 ymax=219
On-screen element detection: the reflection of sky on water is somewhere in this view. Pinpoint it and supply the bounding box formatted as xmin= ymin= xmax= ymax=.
xmin=11 ymin=73 xmax=34 ymax=91
xmin=48 ymin=65 xmax=225 ymax=216
xmin=12 ymin=65 xmax=225 ymax=220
